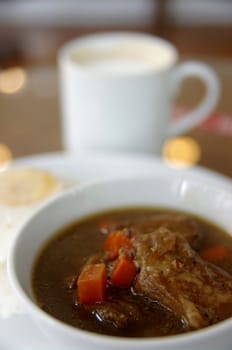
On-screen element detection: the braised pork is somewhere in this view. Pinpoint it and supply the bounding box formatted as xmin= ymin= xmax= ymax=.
xmin=133 ymin=227 xmax=232 ymax=329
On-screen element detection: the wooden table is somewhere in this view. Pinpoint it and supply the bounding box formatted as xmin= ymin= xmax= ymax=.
xmin=0 ymin=56 xmax=232 ymax=177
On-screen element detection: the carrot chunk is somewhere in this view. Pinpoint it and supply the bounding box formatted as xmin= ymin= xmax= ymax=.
xmin=200 ymin=245 xmax=229 ymax=263
xmin=111 ymin=257 xmax=137 ymax=287
xmin=77 ymin=263 xmax=106 ymax=304
xmin=104 ymin=230 xmax=133 ymax=259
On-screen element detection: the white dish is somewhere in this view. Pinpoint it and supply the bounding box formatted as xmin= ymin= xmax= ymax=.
xmin=1 ymin=150 xmax=232 ymax=350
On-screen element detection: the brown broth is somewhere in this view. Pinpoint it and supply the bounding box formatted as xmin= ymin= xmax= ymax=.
xmin=32 ymin=208 xmax=232 ymax=337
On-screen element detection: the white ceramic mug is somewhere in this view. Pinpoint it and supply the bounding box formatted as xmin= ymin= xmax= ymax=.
xmin=58 ymin=32 xmax=220 ymax=155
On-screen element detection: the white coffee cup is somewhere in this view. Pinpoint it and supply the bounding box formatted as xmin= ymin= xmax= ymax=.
xmin=58 ymin=32 xmax=220 ymax=155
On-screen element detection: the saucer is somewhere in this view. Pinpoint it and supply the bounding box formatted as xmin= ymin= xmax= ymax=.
xmin=1 ymin=150 xmax=232 ymax=350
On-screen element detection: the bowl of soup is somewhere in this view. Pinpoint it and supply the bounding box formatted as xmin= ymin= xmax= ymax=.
xmin=8 ymin=174 xmax=232 ymax=350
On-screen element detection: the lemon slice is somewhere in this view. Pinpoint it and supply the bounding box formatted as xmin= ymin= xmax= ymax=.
xmin=0 ymin=168 xmax=60 ymax=206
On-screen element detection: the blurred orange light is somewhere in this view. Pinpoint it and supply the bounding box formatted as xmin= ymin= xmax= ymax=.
xmin=0 ymin=67 xmax=27 ymax=94
xmin=163 ymin=137 xmax=201 ymax=168
xmin=0 ymin=144 xmax=12 ymax=171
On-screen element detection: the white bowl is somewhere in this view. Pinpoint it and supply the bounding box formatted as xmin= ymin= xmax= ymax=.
xmin=8 ymin=174 xmax=232 ymax=350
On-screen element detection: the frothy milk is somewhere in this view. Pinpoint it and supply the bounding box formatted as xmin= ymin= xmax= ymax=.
xmin=71 ymin=40 xmax=175 ymax=75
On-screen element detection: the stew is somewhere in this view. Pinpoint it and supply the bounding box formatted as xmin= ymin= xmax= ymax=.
xmin=32 ymin=208 xmax=232 ymax=337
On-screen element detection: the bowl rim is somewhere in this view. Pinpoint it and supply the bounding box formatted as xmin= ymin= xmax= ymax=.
xmin=7 ymin=175 xmax=232 ymax=347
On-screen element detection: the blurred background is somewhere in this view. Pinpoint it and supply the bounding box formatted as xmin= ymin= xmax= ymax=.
xmin=0 ymin=0 xmax=231 ymax=67
xmin=0 ymin=0 xmax=232 ymax=174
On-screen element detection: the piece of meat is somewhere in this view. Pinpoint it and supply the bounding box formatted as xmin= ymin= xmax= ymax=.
xmin=133 ymin=214 xmax=202 ymax=249
xmin=132 ymin=227 xmax=232 ymax=329
xmin=84 ymin=299 xmax=141 ymax=329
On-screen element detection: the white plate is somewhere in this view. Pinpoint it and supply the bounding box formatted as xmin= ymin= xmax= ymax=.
xmin=1 ymin=150 xmax=232 ymax=350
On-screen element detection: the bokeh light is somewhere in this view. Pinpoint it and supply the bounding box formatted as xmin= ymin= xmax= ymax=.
xmin=0 ymin=67 xmax=27 ymax=94
xmin=163 ymin=137 xmax=201 ymax=168
xmin=0 ymin=144 xmax=12 ymax=171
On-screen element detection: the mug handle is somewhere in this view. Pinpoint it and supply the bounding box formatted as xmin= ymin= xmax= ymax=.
xmin=168 ymin=61 xmax=220 ymax=137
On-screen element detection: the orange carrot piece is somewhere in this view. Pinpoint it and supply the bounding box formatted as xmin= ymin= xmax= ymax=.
xmin=201 ymin=245 xmax=229 ymax=263
xmin=111 ymin=256 xmax=137 ymax=287
xmin=77 ymin=263 xmax=106 ymax=304
xmin=104 ymin=230 xmax=133 ymax=259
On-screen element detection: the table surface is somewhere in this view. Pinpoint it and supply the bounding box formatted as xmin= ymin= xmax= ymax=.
xmin=0 ymin=56 xmax=232 ymax=178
